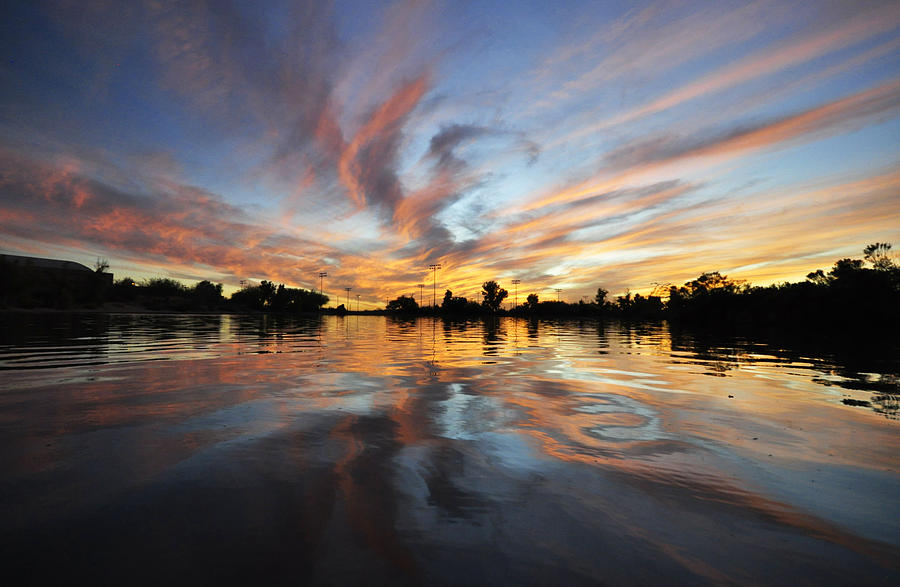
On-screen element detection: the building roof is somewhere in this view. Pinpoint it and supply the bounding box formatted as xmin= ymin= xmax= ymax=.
xmin=0 ymin=254 xmax=93 ymax=273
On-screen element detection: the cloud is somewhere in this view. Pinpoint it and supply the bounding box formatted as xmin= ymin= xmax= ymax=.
xmin=0 ymin=151 xmax=333 ymax=285
xmin=602 ymin=79 xmax=900 ymax=172
xmin=528 ymin=1 xmax=781 ymax=113
xmin=539 ymin=1 xmax=900 ymax=148
xmin=338 ymin=74 xmax=430 ymax=212
xmin=427 ymin=124 xmax=492 ymax=170
xmin=2 ymin=1 xmax=898 ymax=307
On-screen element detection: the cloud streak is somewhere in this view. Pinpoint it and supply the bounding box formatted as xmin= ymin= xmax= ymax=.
xmin=1 ymin=0 xmax=898 ymax=305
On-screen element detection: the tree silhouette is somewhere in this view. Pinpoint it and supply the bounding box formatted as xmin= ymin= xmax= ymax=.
xmin=481 ymin=280 xmax=508 ymax=312
xmin=864 ymin=242 xmax=896 ymax=271
xmin=387 ymin=295 xmax=418 ymax=313
xmin=192 ymin=280 xmax=224 ymax=309
xmin=230 ymin=281 xmax=327 ymax=312
xmin=595 ymin=287 xmax=608 ymax=305
xmin=806 ymin=269 xmax=829 ymax=285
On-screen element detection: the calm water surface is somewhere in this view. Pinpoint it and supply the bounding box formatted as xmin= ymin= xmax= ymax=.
xmin=1 ymin=313 xmax=897 ymax=585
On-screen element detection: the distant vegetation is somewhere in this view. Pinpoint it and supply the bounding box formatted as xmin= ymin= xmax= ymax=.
xmin=230 ymin=280 xmax=328 ymax=313
xmin=383 ymin=244 xmax=900 ymax=335
xmin=108 ymin=277 xmax=228 ymax=311
xmin=2 ymin=245 xmax=897 ymax=333
xmin=0 ymin=264 xmax=330 ymax=314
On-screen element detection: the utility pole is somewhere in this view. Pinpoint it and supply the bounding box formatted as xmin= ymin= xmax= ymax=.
xmin=428 ymin=264 xmax=442 ymax=309
xmin=344 ymin=287 xmax=351 ymax=308
xmin=511 ymin=279 xmax=521 ymax=309
xmin=417 ymin=283 xmax=424 ymax=307
xmin=318 ymin=272 xmax=327 ymax=295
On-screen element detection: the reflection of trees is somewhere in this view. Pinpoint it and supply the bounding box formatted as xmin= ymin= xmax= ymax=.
xmin=527 ymin=318 xmax=539 ymax=340
xmin=872 ymin=390 xmax=899 ymax=420
xmin=819 ymin=372 xmax=899 ymax=420
xmin=596 ymin=321 xmax=609 ymax=354
xmin=229 ymin=314 xmax=325 ymax=354
xmin=670 ymin=323 xmax=900 ymax=419
xmin=668 ymin=326 xmax=743 ymax=375
xmin=0 ymin=312 xmax=111 ymax=357
xmin=482 ymin=317 xmax=504 ymax=356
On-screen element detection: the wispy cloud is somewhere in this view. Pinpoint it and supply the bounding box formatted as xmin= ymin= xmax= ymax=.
xmin=602 ymin=79 xmax=900 ymax=171
xmin=1 ymin=0 xmax=898 ymax=304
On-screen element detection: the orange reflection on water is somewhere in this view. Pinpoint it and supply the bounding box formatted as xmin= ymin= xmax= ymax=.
xmin=0 ymin=314 xmax=897 ymax=583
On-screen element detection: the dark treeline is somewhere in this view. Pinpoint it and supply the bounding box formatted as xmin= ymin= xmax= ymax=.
xmin=109 ymin=278 xmax=329 ymax=313
xmin=386 ymin=243 xmax=900 ymax=337
xmin=230 ymin=280 xmax=328 ymax=313
xmin=1 ymin=265 xmax=330 ymax=314
xmin=108 ymin=277 xmax=227 ymax=311
xmin=4 ymin=244 xmax=897 ymax=332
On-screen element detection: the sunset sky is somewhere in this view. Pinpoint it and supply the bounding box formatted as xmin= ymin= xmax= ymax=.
xmin=2 ymin=0 xmax=899 ymax=307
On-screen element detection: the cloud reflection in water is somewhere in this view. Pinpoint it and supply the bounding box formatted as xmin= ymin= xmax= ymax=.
xmin=0 ymin=314 xmax=897 ymax=584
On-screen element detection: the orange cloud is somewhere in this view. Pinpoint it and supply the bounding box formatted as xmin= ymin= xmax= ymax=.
xmin=338 ymin=75 xmax=430 ymax=209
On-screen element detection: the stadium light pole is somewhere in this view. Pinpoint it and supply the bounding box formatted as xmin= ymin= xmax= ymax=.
xmin=428 ymin=264 xmax=442 ymax=309
xmin=318 ymin=272 xmax=327 ymax=295
xmin=555 ymin=288 xmax=562 ymax=302
xmin=511 ymin=279 xmax=521 ymax=309
xmin=344 ymin=287 xmax=351 ymax=308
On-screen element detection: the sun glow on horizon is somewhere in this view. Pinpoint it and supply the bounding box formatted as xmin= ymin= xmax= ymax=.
xmin=1 ymin=1 xmax=898 ymax=306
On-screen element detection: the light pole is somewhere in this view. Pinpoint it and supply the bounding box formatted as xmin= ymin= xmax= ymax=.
xmin=511 ymin=279 xmax=521 ymax=309
xmin=555 ymin=288 xmax=562 ymax=302
xmin=428 ymin=264 xmax=442 ymax=309
xmin=344 ymin=287 xmax=351 ymax=309
xmin=318 ymin=272 xmax=327 ymax=295
xmin=356 ymin=294 xmax=360 ymax=312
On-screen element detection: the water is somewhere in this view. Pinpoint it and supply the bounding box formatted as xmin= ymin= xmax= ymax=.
xmin=0 ymin=313 xmax=897 ymax=585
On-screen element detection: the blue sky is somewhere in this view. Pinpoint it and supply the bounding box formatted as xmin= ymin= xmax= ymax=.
xmin=1 ymin=0 xmax=898 ymax=306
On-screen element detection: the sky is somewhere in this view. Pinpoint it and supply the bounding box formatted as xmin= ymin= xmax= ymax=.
xmin=1 ymin=0 xmax=899 ymax=308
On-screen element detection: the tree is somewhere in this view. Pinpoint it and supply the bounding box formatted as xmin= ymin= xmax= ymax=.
xmin=387 ymin=295 xmax=419 ymax=313
xmin=441 ymin=289 xmax=471 ymax=313
xmin=595 ymin=287 xmax=608 ymax=305
xmin=230 ymin=281 xmax=327 ymax=312
xmin=193 ymin=280 xmax=223 ymax=307
xmin=682 ymin=272 xmax=745 ymax=296
xmin=524 ymin=293 xmax=539 ymax=310
xmin=806 ymin=269 xmax=830 ymax=285
xmin=259 ymin=280 xmax=277 ymax=306
xmin=481 ymin=280 xmax=508 ymax=312
xmin=829 ymin=258 xmax=864 ymax=281
xmin=864 ymin=242 xmax=896 ymax=271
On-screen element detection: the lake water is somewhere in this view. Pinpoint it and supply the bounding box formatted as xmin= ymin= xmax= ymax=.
xmin=1 ymin=313 xmax=897 ymax=585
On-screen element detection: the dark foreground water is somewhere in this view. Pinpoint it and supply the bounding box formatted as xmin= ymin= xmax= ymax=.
xmin=0 ymin=313 xmax=897 ymax=585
